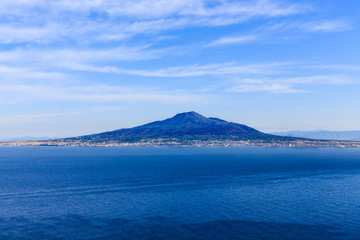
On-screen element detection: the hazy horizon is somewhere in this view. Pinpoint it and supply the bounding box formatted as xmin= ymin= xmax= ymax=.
xmin=1 ymin=111 xmax=360 ymax=140
xmin=0 ymin=0 xmax=359 ymax=137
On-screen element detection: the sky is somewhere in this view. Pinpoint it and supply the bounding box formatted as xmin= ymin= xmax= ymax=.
xmin=0 ymin=0 xmax=359 ymax=138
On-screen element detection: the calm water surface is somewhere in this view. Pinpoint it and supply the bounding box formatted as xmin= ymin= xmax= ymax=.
xmin=0 ymin=147 xmax=360 ymax=239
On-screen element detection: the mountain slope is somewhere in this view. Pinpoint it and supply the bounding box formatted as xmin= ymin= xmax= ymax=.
xmin=70 ymin=111 xmax=280 ymax=142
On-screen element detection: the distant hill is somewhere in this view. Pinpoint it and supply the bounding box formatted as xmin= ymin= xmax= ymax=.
xmin=68 ymin=111 xmax=286 ymax=143
xmin=272 ymin=130 xmax=360 ymax=141
xmin=0 ymin=136 xmax=52 ymax=142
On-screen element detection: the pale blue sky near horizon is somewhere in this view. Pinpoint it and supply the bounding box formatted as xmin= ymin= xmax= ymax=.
xmin=0 ymin=0 xmax=359 ymax=138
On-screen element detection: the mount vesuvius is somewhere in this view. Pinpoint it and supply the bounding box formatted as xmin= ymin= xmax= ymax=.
xmin=65 ymin=111 xmax=287 ymax=142
xmin=5 ymin=112 xmax=359 ymax=147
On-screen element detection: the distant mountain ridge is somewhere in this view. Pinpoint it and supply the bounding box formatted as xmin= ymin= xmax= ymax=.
xmin=272 ymin=130 xmax=360 ymax=141
xmin=69 ymin=111 xmax=283 ymax=142
xmin=0 ymin=136 xmax=52 ymax=142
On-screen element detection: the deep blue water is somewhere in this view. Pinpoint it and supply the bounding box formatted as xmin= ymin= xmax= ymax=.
xmin=0 ymin=147 xmax=360 ymax=239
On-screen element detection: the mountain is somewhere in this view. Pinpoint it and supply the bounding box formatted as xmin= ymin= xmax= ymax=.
xmin=68 ymin=111 xmax=283 ymax=143
xmin=272 ymin=130 xmax=360 ymax=141
xmin=5 ymin=112 xmax=360 ymax=147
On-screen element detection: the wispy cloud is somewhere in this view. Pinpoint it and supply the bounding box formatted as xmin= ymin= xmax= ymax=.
xmin=229 ymin=83 xmax=301 ymax=93
xmin=1 ymin=55 xmax=358 ymax=97
xmin=283 ymin=75 xmax=355 ymax=85
xmin=205 ymin=18 xmax=351 ymax=48
xmin=0 ymin=0 xmax=309 ymax=20
xmin=0 ymin=111 xmax=89 ymax=124
xmin=0 ymin=46 xmax=164 ymax=66
xmin=306 ymin=64 xmax=360 ymax=72
xmin=207 ymin=35 xmax=258 ymax=47
xmin=55 ymin=62 xmax=290 ymax=77
xmin=0 ymin=0 xmax=345 ymax=78
xmin=260 ymin=19 xmax=353 ymax=34
xmin=52 ymin=62 xmax=360 ymax=80
xmin=0 ymin=106 xmax=124 ymax=125
xmin=0 ymin=0 xmax=311 ymax=45
xmin=300 ymin=19 xmax=352 ymax=32
xmin=227 ymin=74 xmax=356 ymax=93
xmin=0 ymin=84 xmax=204 ymax=104
xmin=0 ymin=65 xmax=68 ymax=83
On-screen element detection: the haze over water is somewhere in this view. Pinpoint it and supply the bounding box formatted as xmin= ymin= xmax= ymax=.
xmin=0 ymin=147 xmax=360 ymax=239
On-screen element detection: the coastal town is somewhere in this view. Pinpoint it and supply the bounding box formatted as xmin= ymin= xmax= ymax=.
xmin=2 ymin=138 xmax=360 ymax=148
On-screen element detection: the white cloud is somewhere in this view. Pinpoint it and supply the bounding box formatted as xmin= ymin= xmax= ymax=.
xmin=261 ymin=19 xmax=352 ymax=33
xmin=229 ymin=83 xmax=301 ymax=93
xmin=301 ymin=19 xmax=352 ymax=32
xmin=0 ymin=83 xmax=204 ymax=104
xmin=56 ymin=62 xmax=287 ymax=77
xmin=0 ymin=65 xmax=68 ymax=82
xmin=0 ymin=111 xmax=87 ymax=124
xmin=0 ymin=24 xmax=61 ymax=43
xmin=0 ymin=0 xmax=308 ymax=19
xmin=0 ymin=46 xmax=166 ymax=71
xmin=0 ymin=106 xmax=124 ymax=125
xmin=0 ymin=0 xmax=310 ymax=44
xmin=228 ymin=74 xmax=356 ymax=93
xmin=307 ymin=64 xmax=360 ymax=72
xmin=283 ymin=75 xmax=355 ymax=85
xmin=207 ymin=35 xmax=258 ymax=46
xmin=69 ymin=62 xmax=359 ymax=80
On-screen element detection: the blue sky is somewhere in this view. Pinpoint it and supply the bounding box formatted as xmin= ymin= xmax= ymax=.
xmin=0 ymin=0 xmax=359 ymax=137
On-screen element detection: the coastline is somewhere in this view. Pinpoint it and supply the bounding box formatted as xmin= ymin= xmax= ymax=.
xmin=1 ymin=139 xmax=360 ymax=148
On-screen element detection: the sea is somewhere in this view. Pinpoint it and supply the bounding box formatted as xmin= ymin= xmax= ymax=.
xmin=0 ymin=146 xmax=360 ymax=239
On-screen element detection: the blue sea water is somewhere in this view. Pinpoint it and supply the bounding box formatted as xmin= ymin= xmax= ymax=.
xmin=0 ymin=147 xmax=360 ymax=239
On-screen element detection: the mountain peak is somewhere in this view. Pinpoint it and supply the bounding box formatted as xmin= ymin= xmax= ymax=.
xmin=173 ymin=111 xmax=205 ymax=118
xmin=162 ymin=111 xmax=209 ymax=126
